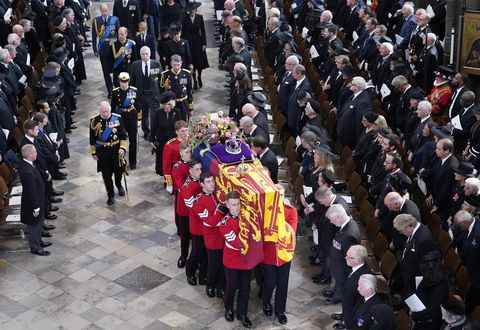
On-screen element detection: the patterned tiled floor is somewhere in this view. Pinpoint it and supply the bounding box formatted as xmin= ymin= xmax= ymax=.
xmin=0 ymin=1 xmax=340 ymax=329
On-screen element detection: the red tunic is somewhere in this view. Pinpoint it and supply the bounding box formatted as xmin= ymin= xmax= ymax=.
xmin=428 ymin=83 xmax=453 ymax=115
xmin=176 ymin=177 xmax=201 ymax=216
xmin=190 ymin=193 xmax=214 ymax=237
xmin=171 ymin=161 xmax=189 ymax=193
xmin=194 ymin=194 xmax=224 ymax=249
xmin=216 ymin=210 xmax=253 ymax=270
xmin=263 ymin=203 xmax=299 ymax=266
xmin=162 ymin=138 xmax=181 ymax=186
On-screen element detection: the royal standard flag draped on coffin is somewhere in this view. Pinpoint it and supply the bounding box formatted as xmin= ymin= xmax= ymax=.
xmin=215 ymin=160 xmax=296 ymax=268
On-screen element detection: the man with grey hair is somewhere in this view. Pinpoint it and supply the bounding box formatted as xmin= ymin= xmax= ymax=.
xmin=228 ymin=36 xmax=251 ymax=75
xmin=393 ymin=213 xmax=437 ymax=295
xmin=409 ymin=99 xmax=432 ymax=149
xmin=239 ymin=115 xmax=267 ymax=140
xmin=352 ymin=274 xmax=389 ymax=328
xmin=323 ymin=204 xmax=360 ymax=304
xmin=265 ymin=16 xmax=282 ymax=66
xmin=331 ymin=245 xmax=371 ymax=329
xmin=18 ymin=144 xmax=49 ymax=256
xmin=391 ymin=75 xmax=424 ymax=134
xmin=278 ymin=55 xmax=299 ymax=115
xmin=337 ymin=76 xmax=373 ymax=149
xmin=452 ymin=210 xmax=480 ymax=314
xmin=287 ymin=64 xmax=311 ymax=137
xmin=398 ymin=2 xmax=416 ymax=48
xmin=242 ymin=103 xmax=268 ymax=133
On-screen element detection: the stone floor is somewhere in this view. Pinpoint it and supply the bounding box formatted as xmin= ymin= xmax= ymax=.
xmin=0 ymin=2 xmax=340 ymax=329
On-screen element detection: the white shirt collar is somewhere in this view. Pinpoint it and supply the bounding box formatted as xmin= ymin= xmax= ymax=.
xmin=340 ymin=218 xmax=351 ymax=231
xmin=23 ymin=159 xmax=34 ymax=166
xmin=351 ymin=263 xmax=364 ymax=275
xmin=352 ymin=90 xmax=362 ymax=100
xmin=441 ymin=153 xmax=452 ymax=165
xmin=259 ymin=147 xmax=269 ymax=159
xmin=295 ymin=76 xmax=305 ymax=88
xmin=25 ymin=135 xmax=34 ymax=143
xmin=364 ymin=293 xmax=375 ymax=302
xmin=463 ymin=104 xmax=474 ymax=114
xmin=409 ymin=222 xmax=421 ymax=241
xmin=421 ymin=115 xmax=431 ymax=123
xmin=468 ymin=219 xmax=476 ymax=238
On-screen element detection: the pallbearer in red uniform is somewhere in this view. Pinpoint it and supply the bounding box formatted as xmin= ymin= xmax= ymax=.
xmin=162 ymin=120 xmax=188 ymax=193
xmin=176 ymin=160 xmax=202 ymax=268
xmin=171 ymin=143 xmax=191 ymax=194
xmin=201 ymin=172 xmax=225 ymax=298
xmin=186 ymin=171 xmax=213 ymax=286
xmin=262 ymin=198 xmax=298 ymax=325
xmin=215 ymin=191 xmax=254 ymax=329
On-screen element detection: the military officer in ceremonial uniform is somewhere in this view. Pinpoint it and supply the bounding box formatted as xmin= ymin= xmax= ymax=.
xmin=92 ymin=4 xmax=120 ymax=98
xmin=160 ymin=54 xmax=193 ymax=121
xmin=111 ymin=27 xmax=136 ymax=87
xmin=111 ymin=72 xmax=140 ymax=169
xmin=90 ymin=101 xmax=129 ymax=205
xmin=113 ymin=0 xmax=141 ymax=35
xmin=163 ymin=120 xmax=189 ymax=192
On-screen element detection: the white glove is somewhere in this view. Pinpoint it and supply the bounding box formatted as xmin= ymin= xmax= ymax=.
xmin=33 ymin=208 xmax=40 ymax=217
xmin=166 ymin=185 xmax=173 ymax=194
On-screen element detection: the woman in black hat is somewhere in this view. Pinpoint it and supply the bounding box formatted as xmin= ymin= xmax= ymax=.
xmin=181 ymin=2 xmax=209 ymax=89
xmin=160 ymin=0 xmax=183 ymax=30
xmin=163 ymin=24 xmax=192 ymax=69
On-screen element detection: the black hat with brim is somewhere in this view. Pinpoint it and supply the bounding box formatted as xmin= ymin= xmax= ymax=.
xmin=247 ymin=92 xmax=267 ymax=108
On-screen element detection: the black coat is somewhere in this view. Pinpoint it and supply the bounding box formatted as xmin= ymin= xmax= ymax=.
xmin=278 ymin=71 xmax=295 ymax=115
xmin=181 ymin=14 xmax=209 ymax=70
xmin=412 ymin=276 xmax=449 ymax=330
xmin=151 ymin=108 xmax=181 ymax=144
xmin=129 ymin=59 xmax=162 ymax=99
xmin=448 ymin=86 xmax=469 ymax=119
xmin=337 ymin=90 xmax=373 ymax=149
xmin=265 ymin=28 xmax=284 ymax=67
xmin=18 ymin=160 xmax=46 ymax=225
xmin=134 ymin=32 xmax=156 ymax=61
xmin=343 ymin=264 xmax=371 ymax=329
xmin=287 ymin=78 xmax=311 ymax=137
xmin=460 ymin=219 xmax=480 ymax=286
xmin=113 ymin=0 xmax=141 ymax=34
xmin=426 ymin=155 xmax=459 ymax=213
xmin=395 ymin=86 xmax=424 ymax=134
xmin=400 ymin=224 xmax=437 ymax=295
xmin=259 ymin=148 xmax=278 ymax=183
xmin=353 ymin=294 xmax=383 ymax=330
xmin=382 ymin=199 xmax=421 ymax=250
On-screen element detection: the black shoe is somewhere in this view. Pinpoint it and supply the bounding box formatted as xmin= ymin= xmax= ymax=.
xmin=58 ymin=164 xmax=66 ymax=169
xmin=177 ymin=257 xmax=186 ymax=268
xmin=50 ymin=197 xmax=63 ymax=203
xmin=118 ymin=186 xmax=125 ymax=196
xmin=206 ymin=287 xmax=215 ymax=298
xmin=263 ymin=303 xmax=273 ymax=317
xmin=52 ymin=174 xmax=67 ymax=181
xmin=319 ymin=276 xmax=331 ymax=285
xmin=40 ymin=241 xmax=52 ymax=248
xmin=333 ymin=322 xmax=346 ymax=329
xmin=322 ymin=289 xmax=334 ymax=297
xmin=31 ymin=250 xmax=50 ymax=256
xmin=130 ymin=164 xmax=136 ymax=170
xmin=49 ymin=205 xmax=59 ymax=212
xmin=225 ymin=309 xmax=234 ymax=322
xmin=143 ymin=133 xmax=150 ymax=140
xmin=41 ymin=232 xmax=52 ymax=238
xmin=43 ymin=224 xmax=55 ymax=231
xmin=52 ymin=190 xmax=64 ymax=196
xmin=277 ymin=313 xmax=288 ymax=325
xmin=193 ymin=82 xmax=198 ymax=90
xmin=45 ymin=213 xmax=57 ymax=220
xmin=331 ymin=313 xmax=344 ymax=321
xmin=215 ymin=288 xmax=224 ymax=298
xmin=187 ymin=276 xmax=197 ymax=286
xmin=198 ymin=77 xmax=203 ymax=88
xmin=65 ymin=129 xmax=72 ymax=134
xmin=238 ymin=316 xmax=252 ymax=328
xmin=107 ymin=197 xmax=114 ymax=206
xmin=70 ymin=125 xmax=77 ymax=130
xmin=198 ymin=277 xmax=207 ymax=285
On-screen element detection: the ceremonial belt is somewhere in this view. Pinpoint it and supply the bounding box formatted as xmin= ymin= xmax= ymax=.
xmin=176 ymin=96 xmax=188 ymax=102
xmin=96 ymin=140 xmax=119 ymax=147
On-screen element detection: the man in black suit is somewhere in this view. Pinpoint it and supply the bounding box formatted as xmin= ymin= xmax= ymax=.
xmin=251 ymin=136 xmax=278 ymax=183
xmin=265 ymin=17 xmax=284 ymax=67
xmin=394 ymin=214 xmax=438 ymax=296
xmin=353 ymin=274 xmax=385 ymax=329
xmin=371 ymin=42 xmax=393 ymax=94
xmin=448 ymin=72 xmax=470 ymax=120
xmin=133 ymin=21 xmax=156 ymax=61
xmin=451 ymin=91 xmax=478 ymax=155
xmin=424 ymin=138 xmax=459 ymax=226
xmin=453 ymin=210 xmax=480 ymax=314
xmin=18 ymin=144 xmax=49 ymax=256
xmin=409 ymin=100 xmax=433 ymax=152
xmin=331 ymin=245 xmax=371 ymax=330
xmin=239 ymin=116 xmax=268 ymax=142
xmin=336 ymin=76 xmax=373 ymax=149
xmin=129 ymin=45 xmax=162 ymax=139
xmin=277 ymin=55 xmax=298 ymax=116
xmin=287 ymin=64 xmax=311 ymax=137
xmin=113 ymin=0 xmax=141 ymax=35
xmin=323 ymin=204 xmax=360 ymax=304
xmin=382 ymin=192 xmax=420 ymax=250
xmin=391 ymin=75 xmax=425 ymax=135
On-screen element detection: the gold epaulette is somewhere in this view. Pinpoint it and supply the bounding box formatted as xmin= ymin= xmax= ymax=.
xmin=182 ymin=68 xmax=191 ymax=74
